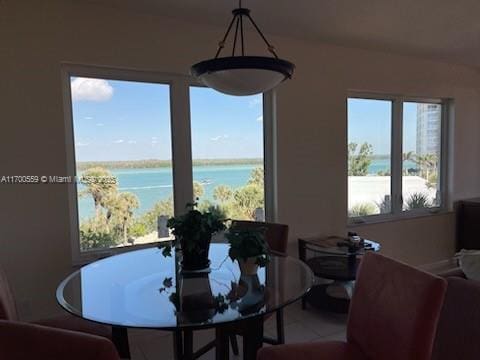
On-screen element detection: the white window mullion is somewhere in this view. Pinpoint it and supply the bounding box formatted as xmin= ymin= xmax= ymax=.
xmin=440 ymin=100 xmax=451 ymax=210
xmin=391 ymin=98 xmax=404 ymax=215
xmin=263 ymin=90 xmax=276 ymax=222
xmin=170 ymin=79 xmax=193 ymax=215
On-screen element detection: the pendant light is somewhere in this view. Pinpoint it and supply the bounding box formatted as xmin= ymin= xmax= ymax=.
xmin=191 ymin=0 xmax=295 ymax=96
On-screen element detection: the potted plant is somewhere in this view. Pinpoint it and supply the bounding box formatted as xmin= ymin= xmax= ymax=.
xmin=160 ymin=203 xmax=226 ymax=272
xmin=226 ymin=227 xmax=270 ymax=275
xmin=158 ymin=274 xmax=219 ymax=323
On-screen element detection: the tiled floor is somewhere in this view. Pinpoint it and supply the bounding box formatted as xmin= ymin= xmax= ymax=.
xmin=127 ymin=302 xmax=347 ymax=360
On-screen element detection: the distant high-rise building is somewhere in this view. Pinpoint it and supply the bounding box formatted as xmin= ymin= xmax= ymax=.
xmin=416 ymin=104 xmax=441 ymax=155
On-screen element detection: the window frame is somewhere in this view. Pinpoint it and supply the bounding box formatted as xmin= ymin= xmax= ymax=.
xmin=61 ymin=64 xmax=276 ymax=265
xmin=347 ymin=92 xmax=450 ymax=225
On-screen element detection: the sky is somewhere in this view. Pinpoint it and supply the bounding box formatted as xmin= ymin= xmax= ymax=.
xmin=348 ymin=98 xmax=419 ymax=155
xmin=71 ymin=77 xmax=425 ymax=162
xmin=71 ymin=77 xmax=264 ymax=162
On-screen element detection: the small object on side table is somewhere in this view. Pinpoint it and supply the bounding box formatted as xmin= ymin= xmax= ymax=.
xmin=298 ymin=233 xmax=380 ymax=313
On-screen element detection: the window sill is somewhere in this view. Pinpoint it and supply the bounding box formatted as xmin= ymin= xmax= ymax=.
xmin=72 ymin=239 xmax=171 ymax=267
xmin=347 ymin=209 xmax=453 ymax=227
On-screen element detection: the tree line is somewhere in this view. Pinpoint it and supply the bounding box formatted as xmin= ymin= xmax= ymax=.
xmin=78 ymin=166 xmax=264 ymax=250
xmin=77 ymin=158 xmax=263 ymax=171
xmin=348 ymin=142 xmax=438 ymax=186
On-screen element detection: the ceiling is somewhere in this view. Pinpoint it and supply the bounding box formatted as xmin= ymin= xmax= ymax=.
xmin=88 ymin=0 xmax=480 ymax=68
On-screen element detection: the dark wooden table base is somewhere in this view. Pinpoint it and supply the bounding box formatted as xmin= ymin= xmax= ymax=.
xmin=112 ymin=326 xmax=131 ymax=359
xmin=173 ymin=316 xmax=264 ymax=360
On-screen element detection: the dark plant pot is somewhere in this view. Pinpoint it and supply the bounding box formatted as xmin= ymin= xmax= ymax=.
xmin=180 ymin=235 xmax=211 ymax=271
xmin=238 ymin=257 xmax=259 ymax=276
xmin=236 ymin=274 xmax=266 ymax=315
xmin=179 ymin=273 xmax=216 ymax=323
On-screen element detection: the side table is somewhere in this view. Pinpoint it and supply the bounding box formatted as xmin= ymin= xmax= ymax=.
xmin=298 ymin=235 xmax=380 ymax=313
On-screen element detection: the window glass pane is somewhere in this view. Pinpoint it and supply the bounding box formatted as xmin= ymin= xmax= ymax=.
xmin=403 ymin=102 xmax=442 ymax=210
xmin=348 ymin=98 xmax=392 ymax=217
xmin=71 ymin=77 xmax=173 ymax=252
xmin=190 ymin=87 xmax=264 ymax=220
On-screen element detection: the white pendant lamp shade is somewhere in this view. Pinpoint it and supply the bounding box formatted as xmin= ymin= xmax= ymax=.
xmin=191 ymin=56 xmax=294 ymax=96
xmin=191 ymin=4 xmax=295 ymax=96
xmin=198 ymin=68 xmax=284 ymax=96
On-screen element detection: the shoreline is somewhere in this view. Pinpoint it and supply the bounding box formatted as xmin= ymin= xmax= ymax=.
xmin=77 ymin=158 xmax=263 ymax=171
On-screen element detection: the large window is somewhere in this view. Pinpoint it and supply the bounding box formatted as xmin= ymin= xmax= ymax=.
xmin=403 ymin=102 xmax=442 ymax=210
xmin=347 ymin=95 xmax=447 ymax=222
xmin=70 ymin=77 xmax=174 ymax=253
xmin=64 ymin=67 xmax=271 ymax=262
xmin=190 ymin=87 xmax=265 ymax=221
xmin=348 ymin=99 xmax=392 ymax=217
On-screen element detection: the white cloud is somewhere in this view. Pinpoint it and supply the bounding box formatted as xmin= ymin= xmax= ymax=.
xmin=76 ymin=141 xmax=89 ymax=147
xmin=249 ymin=97 xmax=262 ymax=108
xmin=127 ymin=140 xmax=137 ymax=144
xmin=84 ymin=116 xmax=94 ymax=120
xmin=71 ymin=77 xmax=114 ymax=102
xmin=96 ymin=123 xmax=104 ymax=127
xmin=113 ymin=139 xmax=124 ymax=144
xmin=210 ymin=134 xmax=229 ymax=141
xmin=256 ymin=115 xmax=263 ymax=122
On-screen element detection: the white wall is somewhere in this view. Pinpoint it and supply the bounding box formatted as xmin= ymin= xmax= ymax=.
xmin=1 ymin=0 xmax=480 ymax=320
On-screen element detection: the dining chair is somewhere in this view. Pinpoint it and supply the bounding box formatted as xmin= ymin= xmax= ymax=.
xmin=257 ymin=252 xmax=447 ymax=360
xmin=229 ymin=220 xmax=289 ymax=347
xmin=0 ymin=263 xmax=115 ymax=347
xmin=181 ymin=220 xmax=289 ymax=358
xmin=0 ymin=319 xmax=120 ymax=360
xmin=431 ymin=277 xmax=480 ymax=360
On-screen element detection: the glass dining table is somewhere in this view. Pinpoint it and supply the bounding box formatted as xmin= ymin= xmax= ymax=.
xmin=56 ymin=244 xmax=314 ymax=360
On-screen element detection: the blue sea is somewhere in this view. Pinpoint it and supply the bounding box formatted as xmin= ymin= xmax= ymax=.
xmin=77 ymin=164 xmax=259 ymax=220
xmin=78 ymin=160 xmax=417 ymax=220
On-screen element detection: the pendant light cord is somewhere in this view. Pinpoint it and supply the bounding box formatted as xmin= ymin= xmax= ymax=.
xmin=214 ymin=0 xmax=279 ymax=59
xmin=232 ymin=16 xmax=240 ymax=56
xmin=215 ymin=15 xmax=237 ymax=58
xmin=245 ymin=14 xmax=278 ymax=58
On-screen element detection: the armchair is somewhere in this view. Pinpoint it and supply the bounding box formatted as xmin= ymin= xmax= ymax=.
xmin=258 ymin=252 xmax=447 ymax=360
xmin=0 ymin=320 xmax=119 ymax=360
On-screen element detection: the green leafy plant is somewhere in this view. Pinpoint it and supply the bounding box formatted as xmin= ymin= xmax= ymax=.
xmin=159 ymin=203 xmax=226 ymax=270
xmin=349 ymin=202 xmax=377 ymax=217
xmin=405 ymin=192 xmax=431 ymax=210
xmin=128 ymin=221 xmax=148 ymax=238
xmin=226 ymin=227 xmax=270 ymax=267
xmin=348 ymin=142 xmax=373 ymax=176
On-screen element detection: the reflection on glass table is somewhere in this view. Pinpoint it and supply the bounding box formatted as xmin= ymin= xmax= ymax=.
xmin=57 ymin=244 xmax=313 ymax=360
xmin=298 ymin=235 xmax=380 ymax=313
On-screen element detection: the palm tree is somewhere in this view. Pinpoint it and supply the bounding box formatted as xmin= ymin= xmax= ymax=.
xmin=79 ymin=167 xmax=118 ymax=217
xmin=403 ymin=151 xmax=415 ymax=162
xmin=106 ymin=192 xmax=139 ymax=244
xmin=193 ymin=181 xmax=205 ymax=200
xmin=415 ymin=154 xmax=438 ymax=180
xmin=213 ymin=185 xmax=233 ymax=203
xmin=402 ymin=151 xmax=416 ymax=175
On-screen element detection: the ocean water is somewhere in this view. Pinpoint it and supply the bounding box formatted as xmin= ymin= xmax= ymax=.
xmin=369 ymin=159 xmax=417 ymax=173
xmin=78 ymin=160 xmax=418 ymax=220
xmin=77 ymin=164 xmax=259 ymax=220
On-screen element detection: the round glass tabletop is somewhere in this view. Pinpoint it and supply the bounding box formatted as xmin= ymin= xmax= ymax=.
xmin=300 ymin=236 xmax=381 ymax=256
xmin=57 ymin=244 xmax=314 ymax=330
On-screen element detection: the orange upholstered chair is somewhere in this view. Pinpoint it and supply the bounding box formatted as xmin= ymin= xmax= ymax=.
xmin=431 ymin=277 xmax=480 ymax=360
xmin=0 ymin=320 xmax=119 ymax=360
xmin=0 ymin=264 xmax=112 ymax=342
xmin=257 ymin=252 xmax=447 ymax=360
